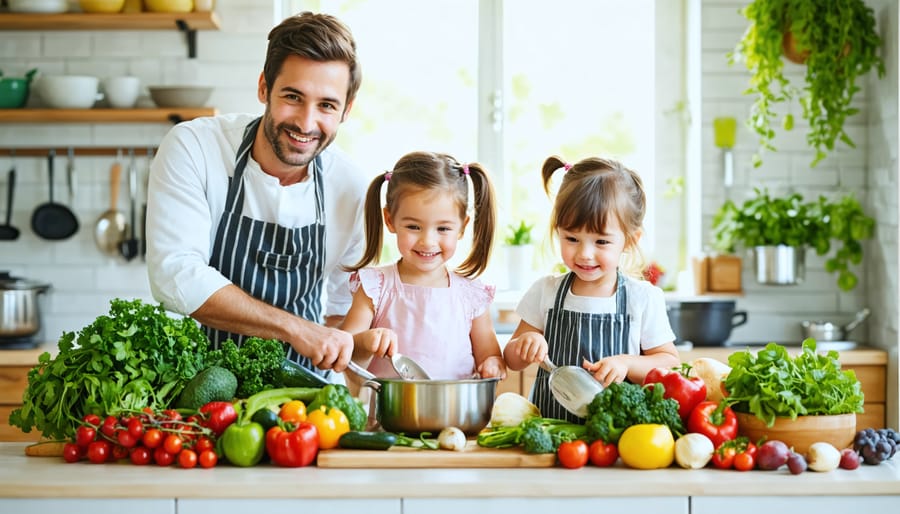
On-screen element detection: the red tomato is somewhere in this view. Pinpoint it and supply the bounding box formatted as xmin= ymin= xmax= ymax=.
xmin=130 ymin=446 xmax=152 ymax=466
xmin=153 ymin=447 xmax=175 ymax=466
xmin=588 ymin=439 xmax=618 ymax=467
xmin=127 ymin=418 xmax=144 ymax=439
xmin=86 ymin=440 xmax=111 ymax=464
xmin=734 ymin=451 xmax=755 ymax=471
xmin=82 ymin=414 xmax=101 ymax=426
xmin=265 ymin=422 xmax=319 ymax=467
xmin=62 ymin=442 xmax=82 ymax=463
xmin=142 ymin=428 xmax=163 ymax=449
xmin=198 ymin=449 xmax=218 ymax=469
xmin=75 ymin=425 xmax=96 ymax=448
xmin=194 ymin=436 xmax=215 ymax=453
xmin=100 ymin=416 xmax=118 ymax=438
xmin=117 ymin=430 xmax=138 ymax=449
xmin=178 ymin=449 xmax=198 ymax=469
xmin=557 ymin=440 xmax=589 ymax=469
xmin=111 ymin=444 xmax=129 ymax=460
xmin=163 ymin=434 xmax=183 ymax=454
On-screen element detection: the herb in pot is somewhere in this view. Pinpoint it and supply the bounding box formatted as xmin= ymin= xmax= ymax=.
xmin=723 ymin=340 xmax=864 ymax=427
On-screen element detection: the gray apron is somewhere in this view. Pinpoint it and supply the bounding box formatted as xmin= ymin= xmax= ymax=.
xmin=531 ymin=271 xmax=631 ymax=422
xmin=205 ymin=117 xmax=328 ymax=377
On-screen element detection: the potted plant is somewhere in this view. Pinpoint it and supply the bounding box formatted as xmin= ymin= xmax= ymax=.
xmin=711 ymin=188 xmax=875 ymax=291
xmin=504 ymin=220 xmax=535 ymax=290
xmin=729 ymin=0 xmax=885 ymax=167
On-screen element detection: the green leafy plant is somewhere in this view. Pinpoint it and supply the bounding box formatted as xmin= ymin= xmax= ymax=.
xmin=504 ymin=220 xmax=534 ymax=246
xmin=712 ymin=188 xmax=875 ymax=291
xmin=729 ymin=0 xmax=885 ymax=167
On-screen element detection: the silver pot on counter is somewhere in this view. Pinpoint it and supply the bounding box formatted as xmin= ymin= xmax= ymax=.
xmin=0 ymin=271 xmax=51 ymax=341
xmin=801 ymin=308 xmax=870 ymax=342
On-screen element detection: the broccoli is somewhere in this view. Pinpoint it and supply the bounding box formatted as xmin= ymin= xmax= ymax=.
xmin=208 ymin=337 xmax=286 ymax=398
xmin=585 ymin=381 xmax=684 ymax=444
xmin=477 ymin=416 xmax=587 ymax=454
xmin=307 ymin=383 xmax=368 ymax=431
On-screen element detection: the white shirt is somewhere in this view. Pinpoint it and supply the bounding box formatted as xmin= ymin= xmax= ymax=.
xmin=515 ymin=273 xmax=675 ymax=355
xmin=146 ymin=112 xmax=367 ymax=318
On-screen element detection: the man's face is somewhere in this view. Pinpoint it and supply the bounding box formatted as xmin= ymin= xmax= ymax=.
xmin=257 ymin=54 xmax=353 ymax=174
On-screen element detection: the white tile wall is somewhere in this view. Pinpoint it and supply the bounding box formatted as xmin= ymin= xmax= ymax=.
xmin=695 ymin=0 xmax=898 ymax=347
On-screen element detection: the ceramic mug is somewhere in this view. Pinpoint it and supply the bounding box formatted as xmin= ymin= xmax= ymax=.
xmin=103 ymin=76 xmax=141 ymax=109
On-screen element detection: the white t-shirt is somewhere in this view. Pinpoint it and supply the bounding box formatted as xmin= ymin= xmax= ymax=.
xmin=515 ymin=273 xmax=675 ymax=355
xmin=146 ymin=112 xmax=367 ymax=318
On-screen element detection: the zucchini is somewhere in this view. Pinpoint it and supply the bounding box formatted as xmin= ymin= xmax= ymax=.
xmin=276 ymin=358 xmax=329 ymax=388
xmin=338 ymin=431 xmax=398 ymax=451
xmin=251 ymin=407 xmax=280 ymax=432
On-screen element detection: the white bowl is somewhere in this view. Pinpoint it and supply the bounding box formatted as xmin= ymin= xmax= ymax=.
xmin=8 ymin=0 xmax=68 ymax=13
xmin=36 ymin=75 xmax=101 ymax=109
xmin=148 ymin=86 xmax=213 ymax=108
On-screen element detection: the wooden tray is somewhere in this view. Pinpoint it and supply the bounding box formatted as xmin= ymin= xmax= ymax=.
xmin=316 ymin=441 xmax=556 ymax=468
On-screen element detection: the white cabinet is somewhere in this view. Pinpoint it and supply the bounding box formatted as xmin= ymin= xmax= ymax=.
xmin=692 ymin=496 xmax=900 ymax=514
xmin=404 ymin=497 xmax=688 ymax=514
xmin=0 ymin=499 xmax=174 ymax=514
xmin=177 ymin=498 xmax=400 ymax=514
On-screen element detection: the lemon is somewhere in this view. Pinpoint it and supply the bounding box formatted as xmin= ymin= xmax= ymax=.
xmin=617 ymin=424 xmax=675 ymax=469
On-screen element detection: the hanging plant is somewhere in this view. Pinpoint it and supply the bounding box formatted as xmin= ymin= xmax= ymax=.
xmin=729 ymin=0 xmax=885 ymax=167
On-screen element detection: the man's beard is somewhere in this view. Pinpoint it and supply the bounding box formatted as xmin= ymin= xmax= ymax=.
xmin=261 ymin=110 xmax=334 ymax=168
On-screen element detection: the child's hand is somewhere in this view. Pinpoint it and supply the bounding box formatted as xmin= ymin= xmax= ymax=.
xmin=510 ymin=332 xmax=549 ymax=365
xmin=357 ymin=328 xmax=398 ymax=359
xmin=476 ymin=355 xmax=507 ymax=380
xmin=583 ymin=355 xmax=629 ymax=387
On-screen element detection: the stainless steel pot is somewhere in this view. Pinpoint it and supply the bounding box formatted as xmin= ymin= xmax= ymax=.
xmin=0 ymin=271 xmax=51 ymax=339
xmin=349 ymin=361 xmax=497 ymax=435
xmin=801 ymin=308 xmax=870 ymax=342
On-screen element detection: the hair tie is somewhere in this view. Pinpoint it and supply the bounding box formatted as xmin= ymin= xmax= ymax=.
xmin=462 ymin=164 xmax=470 ymax=175
xmin=563 ymin=163 xmax=572 ymax=171
xmin=384 ymin=171 xmax=392 ymax=182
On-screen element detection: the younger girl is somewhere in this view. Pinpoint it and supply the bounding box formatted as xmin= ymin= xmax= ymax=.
xmin=341 ymin=151 xmax=506 ymax=381
xmin=504 ymin=156 xmax=679 ymax=422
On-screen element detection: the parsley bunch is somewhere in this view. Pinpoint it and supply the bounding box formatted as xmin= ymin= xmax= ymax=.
xmin=9 ymin=298 xmax=212 ymax=440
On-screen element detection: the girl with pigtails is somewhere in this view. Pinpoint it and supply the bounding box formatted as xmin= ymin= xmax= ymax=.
xmin=503 ymin=156 xmax=680 ymax=423
xmin=340 ymin=151 xmax=507 ymax=382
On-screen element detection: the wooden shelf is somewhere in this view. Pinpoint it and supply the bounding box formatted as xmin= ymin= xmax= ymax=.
xmin=0 ymin=107 xmax=217 ymax=123
xmin=0 ymin=11 xmax=220 ymax=31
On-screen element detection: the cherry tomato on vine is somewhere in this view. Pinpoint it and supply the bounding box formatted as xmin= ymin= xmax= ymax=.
xmin=117 ymin=430 xmax=138 ymax=449
xmin=62 ymin=442 xmax=82 ymax=463
xmin=75 ymin=425 xmax=96 ymax=448
xmin=588 ymin=439 xmax=619 ymax=467
xmin=142 ymin=428 xmax=163 ymax=449
xmin=163 ymin=434 xmax=183 ymax=455
xmin=127 ymin=418 xmax=144 ymax=439
xmin=153 ymin=447 xmax=175 ymax=466
xmin=194 ymin=436 xmax=215 ymax=453
xmin=86 ymin=440 xmax=111 ymax=464
xmin=82 ymin=414 xmax=101 ymax=426
xmin=198 ymin=449 xmax=218 ymax=468
xmin=130 ymin=446 xmax=152 ymax=466
xmin=100 ymin=416 xmax=118 ymax=438
xmin=734 ymin=451 xmax=755 ymax=471
xmin=178 ymin=449 xmax=198 ymax=469
xmin=111 ymin=444 xmax=129 ymax=460
xmin=557 ymin=440 xmax=589 ymax=469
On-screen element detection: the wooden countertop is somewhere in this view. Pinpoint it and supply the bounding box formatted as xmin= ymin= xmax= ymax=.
xmin=0 ymin=443 xmax=898 ymax=498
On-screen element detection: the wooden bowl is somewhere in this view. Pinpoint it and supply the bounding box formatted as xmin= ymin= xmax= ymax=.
xmin=735 ymin=412 xmax=856 ymax=455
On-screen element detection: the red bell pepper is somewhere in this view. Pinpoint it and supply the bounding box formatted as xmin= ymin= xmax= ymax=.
xmin=643 ymin=363 xmax=707 ymax=421
xmin=265 ymin=422 xmax=319 ymax=467
xmin=198 ymin=401 xmax=238 ymax=436
xmin=686 ymin=400 xmax=738 ymax=448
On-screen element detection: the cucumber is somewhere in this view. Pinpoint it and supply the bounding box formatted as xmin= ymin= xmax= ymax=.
xmin=251 ymin=407 xmax=280 ymax=432
xmin=338 ymin=431 xmax=398 ymax=451
xmin=276 ymin=358 xmax=329 ymax=388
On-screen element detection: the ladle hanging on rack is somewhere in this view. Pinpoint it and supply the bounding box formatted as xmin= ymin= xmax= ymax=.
xmin=0 ymin=151 xmax=20 ymax=241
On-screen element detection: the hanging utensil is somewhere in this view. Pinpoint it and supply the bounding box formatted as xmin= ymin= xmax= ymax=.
xmin=541 ymin=356 xmax=604 ymax=418
xmin=93 ymin=151 xmax=127 ymax=257
xmin=31 ymin=149 xmax=79 ymax=241
xmin=118 ymin=148 xmax=139 ymax=261
xmin=0 ymin=164 xmax=20 ymax=241
xmin=390 ymin=352 xmax=432 ymax=380
xmin=713 ymin=117 xmax=737 ymax=200
xmin=141 ymin=147 xmax=153 ymax=260
xmin=66 ymin=146 xmax=76 ymax=205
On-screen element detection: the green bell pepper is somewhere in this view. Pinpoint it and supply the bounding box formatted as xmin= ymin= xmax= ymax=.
xmin=221 ymin=421 xmax=266 ymax=467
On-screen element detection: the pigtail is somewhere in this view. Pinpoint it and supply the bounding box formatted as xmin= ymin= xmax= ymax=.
xmin=541 ymin=155 xmax=567 ymax=194
xmin=344 ymin=172 xmax=389 ymax=272
xmin=456 ymin=162 xmax=496 ymax=278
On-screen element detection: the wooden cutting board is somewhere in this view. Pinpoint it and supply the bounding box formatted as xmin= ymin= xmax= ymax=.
xmin=316 ymin=440 xmax=556 ymax=468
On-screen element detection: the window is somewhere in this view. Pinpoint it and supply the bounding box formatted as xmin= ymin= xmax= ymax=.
xmin=279 ymin=0 xmax=681 ymax=287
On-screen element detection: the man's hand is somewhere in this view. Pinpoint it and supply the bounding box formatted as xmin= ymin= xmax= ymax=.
xmin=291 ymin=325 xmax=355 ymax=372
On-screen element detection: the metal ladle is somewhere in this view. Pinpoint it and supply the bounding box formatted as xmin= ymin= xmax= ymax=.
xmin=542 ymin=356 xmax=604 ymax=418
xmin=93 ymin=152 xmax=127 ymax=257
xmin=390 ymin=353 xmax=432 ymax=380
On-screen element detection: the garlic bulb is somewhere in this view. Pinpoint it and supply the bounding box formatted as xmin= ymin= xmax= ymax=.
xmin=438 ymin=427 xmax=467 ymax=451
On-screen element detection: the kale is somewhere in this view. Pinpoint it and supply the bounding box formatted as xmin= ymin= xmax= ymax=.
xmin=208 ymin=337 xmax=286 ymax=398
xmin=585 ymin=381 xmax=684 ymax=444
xmin=477 ymin=416 xmax=587 ymax=454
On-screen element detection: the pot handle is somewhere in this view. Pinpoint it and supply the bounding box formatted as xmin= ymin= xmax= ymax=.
xmin=732 ymin=310 xmax=748 ymax=329
xmin=843 ymin=308 xmax=870 ymax=334
xmin=346 ymin=360 xmax=377 ymax=381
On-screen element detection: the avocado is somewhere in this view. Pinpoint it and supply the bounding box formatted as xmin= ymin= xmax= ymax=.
xmin=176 ymin=365 xmax=238 ymax=409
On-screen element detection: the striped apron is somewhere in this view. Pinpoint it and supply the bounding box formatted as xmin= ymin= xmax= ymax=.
xmin=205 ymin=116 xmax=328 ymax=377
xmin=531 ymin=271 xmax=631 ymax=422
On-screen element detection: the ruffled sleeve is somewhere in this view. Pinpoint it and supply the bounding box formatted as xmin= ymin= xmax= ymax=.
xmin=461 ymin=276 xmax=496 ymax=319
xmin=350 ymin=267 xmax=385 ymax=309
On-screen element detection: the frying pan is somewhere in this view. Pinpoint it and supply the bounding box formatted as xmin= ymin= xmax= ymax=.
xmin=31 ymin=150 xmax=79 ymax=240
xmin=0 ymin=166 xmax=20 ymax=240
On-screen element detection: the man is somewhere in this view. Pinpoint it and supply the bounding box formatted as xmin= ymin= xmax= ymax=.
xmin=146 ymin=12 xmax=365 ymax=376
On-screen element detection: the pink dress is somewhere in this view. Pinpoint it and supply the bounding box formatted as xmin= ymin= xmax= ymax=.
xmin=350 ymin=263 xmax=495 ymax=380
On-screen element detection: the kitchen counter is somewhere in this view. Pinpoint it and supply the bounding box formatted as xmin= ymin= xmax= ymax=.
xmin=0 ymin=443 xmax=898 ymax=500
